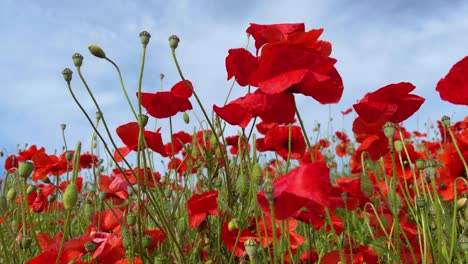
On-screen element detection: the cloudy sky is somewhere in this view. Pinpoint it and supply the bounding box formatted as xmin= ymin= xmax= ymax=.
xmin=1 ymin=0 xmax=467 ymax=163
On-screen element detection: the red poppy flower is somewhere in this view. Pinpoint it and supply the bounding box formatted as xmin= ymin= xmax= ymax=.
xmin=246 ymin=23 xmax=305 ymax=53
xmin=221 ymin=220 xmax=257 ymax=257
xmin=436 ymin=56 xmax=468 ymax=105
xmin=187 ymin=190 xmax=218 ymax=228
xmin=213 ymin=103 xmax=253 ymax=128
xmin=164 ymin=131 xmax=193 ymax=156
xmin=99 ymin=174 xmax=129 ymax=202
xmin=116 ymin=122 xmax=167 ymax=157
xmin=257 ymin=162 xmax=332 ymax=219
xmin=225 ymin=48 xmax=259 ymax=86
xmin=353 ymin=82 xmax=425 ymax=123
xmin=31 ymin=152 xmax=70 ymax=181
xmin=143 ymin=228 xmax=165 ymax=252
xmin=259 ymin=125 xmax=306 ymax=160
xmin=92 ymin=208 xmax=124 ymax=233
xmin=139 ymin=80 xmax=193 ymax=119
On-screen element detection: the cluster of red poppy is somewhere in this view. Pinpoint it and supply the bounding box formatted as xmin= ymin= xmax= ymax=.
xmin=1 ymin=22 xmax=468 ymax=263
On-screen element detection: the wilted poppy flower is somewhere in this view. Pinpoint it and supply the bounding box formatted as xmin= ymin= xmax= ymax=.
xmin=257 ymin=162 xmax=332 ymax=219
xmin=353 ymin=82 xmax=425 ymax=123
xmin=140 ymin=80 xmax=193 ymax=119
xmin=436 ymin=56 xmax=468 ymax=105
xmin=187 ymin=190 xmax=218 ymax=228
xmin=116 ymin=122 xmax=167 ymax=158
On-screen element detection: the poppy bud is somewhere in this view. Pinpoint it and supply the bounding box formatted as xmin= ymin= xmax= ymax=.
xmin=84 ymin=241 xmax=97 ymax=253
xmin=460 ymin=218 xmax=466 ymax=228
xmin=168 ymin=35 xmax=180 ymax=49
xmin=62 ymin=68 xmax=73 ymax=83
xmin=142 ymin=235 xmax=152 ymax=249
xmin=6 ymin=188 xmax=16 ymax=201
xmin=458 ymin=198 xmax=468 ymax=210
xmin=263 ymin=180 xmax=274 ymax=204
xmin=244 ymin=237 xmax=258 ymax=259
xmin=415 ymin=158 xmax=425 ymax=171
xmin=88 ymin=44 xmax=106 ymax=59
xmin=139 ymin=31 xmax=151 ymax=46
xmin=251 ymin=163 xmax=263 ymax=186
xmin=176 ymin=217 xmax=187 ymax=234
xmin=360 ymin=173 xmax=373 ymax=198
xmin=183 ymin=112 xmax=190 ymax=124
xmin=47 ymin=194 xmax=56 ymax=203
xmin=121 ymin=226 xmax=131 ymax=240
xmin=63 ymin=183 xmax=78 ymax=210
xmin=441 ymin=115 xmax=451 ymax=127
xmin=18 ymin=161 xmax=34 ymax=179
xmin=138 ymin=114 xmax=149 ymax=127
xmin=209 ymin=134 xmax=218 ymax=149
xmin=236 ymin=173 xmax=248 ymax=197
xmin=383 ymin=122 xmax=395 ymax=139
xmin=65 ymin=151 xmax=74 ymax=162
xmin=123 ymin=237 xmax=132 ymax=250
xmin=228 ymin=218 xmax=239 ymax=231
xmin=84 ymin=203 xmax=93 ymax=221
xmin=72 ymin=52 xmax=83 ymax=67
xmin=127 ymin=213 xmax=136 ymax=226
xmin=394 ymin=140 xmax=403 ymax=153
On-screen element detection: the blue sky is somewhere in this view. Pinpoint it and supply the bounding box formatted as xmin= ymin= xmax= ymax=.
xmin=1 ymin=0 xmax=467 ymax=162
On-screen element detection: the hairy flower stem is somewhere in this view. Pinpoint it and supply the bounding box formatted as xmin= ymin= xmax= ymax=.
xmin=171 ymin=49 xmax=234 ymax=206
xmin=294 ymin=104 xmax=315 ymax=162
xmin=387 ymin=138 xmax=402 ymax=261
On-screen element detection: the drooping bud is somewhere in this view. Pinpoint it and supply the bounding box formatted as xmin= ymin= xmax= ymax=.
xmin=138 ymin=114 xmax=149 ymax=127
xmin=6 ymin=188 xmax=16 ymax=201
xmin=441 ymin=115 xmax=451 ymax=127
xmin=244 ymin=237 xmax=258 ymax=259
xmin=139 ymin=31 xmax=151 ymax=46
xmin=72 ymin=53 xmax=83 ymax=67
xmin=383 ymin=122 xmax=395 ymax=139
xmin=18 ymin=161 xmax=33 ymax=179
xmin=183 ymin=112 xmax=190 ymax=124
xmin=168 ymin=35 xmax=180 ymax=49
xmin=457 ymin=198 xmax=468 ymax=210
xmin=62 ymin=68 xmax=73 ymax=83
xmin=88 ymin=44 xmax=106 ymax=59
xmin=63 ymin=183 xmax=78 ymax=210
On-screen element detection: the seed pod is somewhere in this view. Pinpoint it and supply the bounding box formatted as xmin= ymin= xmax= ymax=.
xmin=139 ymin=31 xmax=151 ymax=46
xmin=72 ymin=52 xmax=83 ymax=67
xmin=394 ymin=140 xmax=403 ymax=153
xmin=62 ymin=68 xmax=73 ymax=83
xmin=65 ymin=151 xmax=74 ymax=162
xmin=63 ymin=183 xmax=78 ymax=210
xmin=244 ymin=238 xmax=258 ymax=259
xmin=383 ymin=122 xmax=395 ymax=139
xmin=441 ymin=115 xmax=451 ymax=127
xmin=415 ymin=197 xmax=426 ymax=210
xmin=138 ymin=114 xmax=149 ymax=127
xmin=127 ymin=214 xmax=136 ymax=226
xmin=84 ymin=241 xmax=97 ymax=253
xmin=88 ymin=44 xmax=106 ymax=58
xmin=168 ymin=35 xmax=180 ymax=49
xmin=18 ymin=161 xmax=34 ymax=179
xmin=251 ymin=163 xmax=263 ymax=186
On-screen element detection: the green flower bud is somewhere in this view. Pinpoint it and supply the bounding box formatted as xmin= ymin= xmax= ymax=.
xmin=84 ymin=241 xmax=97 ymax=253
xmin=84 ymin=203 xmax=93 ymax=221
xmin=383 ymin=122 xmax=395 ymax=139
xmin=72 ymin=52 xmax=83 ymax=67
xmin=244 ymin=237 xmax=258 ymax=259
xmin=360 ymin=173 xmax=373 ymax=198
xmin=140 ymin=31 xmax=151 ymax=46
xmin=88 ymin=44 xmax=106 ymax=59
xmin=142 ymin=235 xmax=152 ymax=249
xmin=168 ymin=35 xmax=180 ymax=49
xmin=138 ymin=114 xmax=149 ymax=127
xmin=263 ymin=179 xmax=274 ymax=204
xmin=95 ymin=111 xmax=103 ymax=120
xmin=251 ymin=163 xmax=263 ymax=186
xmin=394 ymin=140 xmax=403 ymax=153
xmin=416 ymin=197 xmax=426 ymax=209
xmin=127 ymin=213 xmax=136 ymax=226
xmin=441 ymin=115 xmax=451 ymax=127
xmin=176 ymin=217 xmax=187 ymax=235
xmin=228 ymin=218 xmax=239 ymax=231
xmin=47 ymin=194 xmax=57 ymax=203
xmin=183 ymin=112 xmax=190 ymax=124
xmin=236 ymin=173 xmax=249 ymax=197
xmin=458 ymin=198 xmax=468 ymax=210
xmin=62 ymin=68 xmax=73 ymax=83
xmin=6 ymin=188 xmax=16 ymax=201
xmin=63 ymin=183 xmax=78 ymax=210
xmin=18 ymin=161 xmax=34 ymax=179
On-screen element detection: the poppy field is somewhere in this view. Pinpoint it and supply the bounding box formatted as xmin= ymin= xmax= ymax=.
xmin=1 ymin=23 xmax=468 ymax=263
